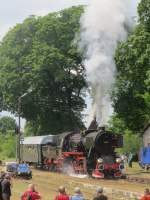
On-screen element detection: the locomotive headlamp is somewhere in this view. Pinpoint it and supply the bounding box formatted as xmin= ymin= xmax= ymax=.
xmin=98 ymin=164 xmax=104 ymax=171
xmin=119 ymin=164 xmax=124 ymax=170
xmin=97 ymin=158 xmax=103 ymax=163
xmin=116 ymin=158 xmax=121 ymax=163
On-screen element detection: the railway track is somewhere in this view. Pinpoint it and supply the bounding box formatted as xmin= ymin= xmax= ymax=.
xmin=126 ymin=175 xmax=150 ymax=184
xmin=34 ymin=166 xmax=150 ymax=185
xmin=72 ymin=172 xmax=150 ymax=185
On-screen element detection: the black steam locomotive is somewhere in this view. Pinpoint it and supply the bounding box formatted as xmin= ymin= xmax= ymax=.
xmin=82 ymin=127 xmax=124 ymax=178
xmin=21 ymin=126 xmax=124 ymax=178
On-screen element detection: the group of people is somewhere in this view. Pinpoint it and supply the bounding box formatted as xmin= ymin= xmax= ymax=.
xmin=21 ymin=185 xmax=108 ymax=200
xmin=53 ymin=186 xmax=108 ymax=200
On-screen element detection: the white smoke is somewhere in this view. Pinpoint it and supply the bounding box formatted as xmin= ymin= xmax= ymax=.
xmin=80 ymin=0 xmax=137 ymax=126
xmin=62 ymin=163 xmax=88 ymax=178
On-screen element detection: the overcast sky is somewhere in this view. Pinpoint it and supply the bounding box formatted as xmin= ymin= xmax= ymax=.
xmin=0 ymin=0 xmax=88 ymax=40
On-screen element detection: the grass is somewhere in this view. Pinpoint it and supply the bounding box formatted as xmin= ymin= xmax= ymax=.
xmin=125 ymin=162 xmax=150 ymax=178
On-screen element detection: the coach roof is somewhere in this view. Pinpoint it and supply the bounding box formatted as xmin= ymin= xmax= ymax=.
xmin=22 ymin=135 xmax=58 ymax=145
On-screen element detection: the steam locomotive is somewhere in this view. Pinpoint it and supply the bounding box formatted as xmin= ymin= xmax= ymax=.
xmin=21 ymin=126 xmax=124 ymax=178
xmin=82 ymin=127 xmax=124 ymax=178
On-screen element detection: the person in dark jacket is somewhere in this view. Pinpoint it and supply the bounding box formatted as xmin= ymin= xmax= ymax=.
xmin=1 ymin=174 xmax=12 ymax=200
xmin=0 ymin=172 xmax=6 ymax=200
xmin=93 ymin=187 xmax=108 ymax=200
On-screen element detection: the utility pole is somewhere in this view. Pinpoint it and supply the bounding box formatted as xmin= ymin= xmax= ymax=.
xmin=17 ymin=97 xmax=21 ymax=163
xmin=17 ymin=89 xmax=32 ymax=163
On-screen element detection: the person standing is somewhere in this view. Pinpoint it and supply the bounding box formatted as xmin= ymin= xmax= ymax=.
xmin=70 ymin=187 xmax=85 ymax=200
xmin=54 ymin=186 xmax=69 ymax=200
xmin=0 ymin=172 xmax=6 ymax=200
xmin=141 ymin=188 xmax=150 ymax=200
xmin=1 ymin=174 xmax=12 ymax=200
xmin=21 ymin=184 xmax=41 ymax=200
xmin=93 ymin=187 xmax=108 ymax=200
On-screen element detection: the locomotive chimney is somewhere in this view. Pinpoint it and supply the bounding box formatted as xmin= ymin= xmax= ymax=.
xmin=88 ymin=116 xmax=98 ymax=130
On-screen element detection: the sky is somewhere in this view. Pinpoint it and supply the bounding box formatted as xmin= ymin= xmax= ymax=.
xmin=0 ymin=0 xmax=139 ymax=128
xmin=0 ymin=0 xmax=88 ymax=40
xmin=0 ymin=0 xmax=140 ymax=40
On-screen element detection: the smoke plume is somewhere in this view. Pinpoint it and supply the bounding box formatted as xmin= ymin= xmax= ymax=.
xmin=80 ymin=0 xmax=136 ymax=126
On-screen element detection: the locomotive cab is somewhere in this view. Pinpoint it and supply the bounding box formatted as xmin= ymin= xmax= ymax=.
xmin=56 ymin=131 xmax=87 ymax=174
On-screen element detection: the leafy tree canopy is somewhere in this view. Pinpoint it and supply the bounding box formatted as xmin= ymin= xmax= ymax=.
xmin=113 ymin=0 xmax=150 ymax=132
xmin=138 ymin=0 xmax=150 ymax=29
xmin=0 ymin=116 xmax=16 ymax=134
xmin=0 ymin=6 xmax=87 ymax=135
xmin=108 ymin=115 xmax=142 ymax=154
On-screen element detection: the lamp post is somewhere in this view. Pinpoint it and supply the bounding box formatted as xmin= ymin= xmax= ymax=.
xmin=17 ymin=89 xmax=32 ymax=163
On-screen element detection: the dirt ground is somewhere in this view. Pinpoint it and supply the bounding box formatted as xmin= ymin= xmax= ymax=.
xmin=10 ymin=167 xmax=149 ymax=200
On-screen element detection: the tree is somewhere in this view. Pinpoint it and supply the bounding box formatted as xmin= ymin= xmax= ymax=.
xmin=143 ymin=68 xmax=150 ymax=117
xmin=108 ymin=114 xmax=127 ymax=134
xmin=108 ymin=114 xmax=142 ymax=154
xmin=0 ymin=116 xmax=16 ymax=134
xmin=138 ymin=0 xmax=150 ymax=30
xmin=122 ymin=131 xmax=142 ymax=154
xmin=0 ymin=134 xmax=16 ymax=159
xmin=0 ymin=6 xmax=87 ymax=134
xmin=113 ymin=0 xmax=150 ymax=132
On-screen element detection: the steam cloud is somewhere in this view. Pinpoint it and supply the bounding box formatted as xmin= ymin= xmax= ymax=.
xmin=80 ymin=0 xmax=136 ymax=126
